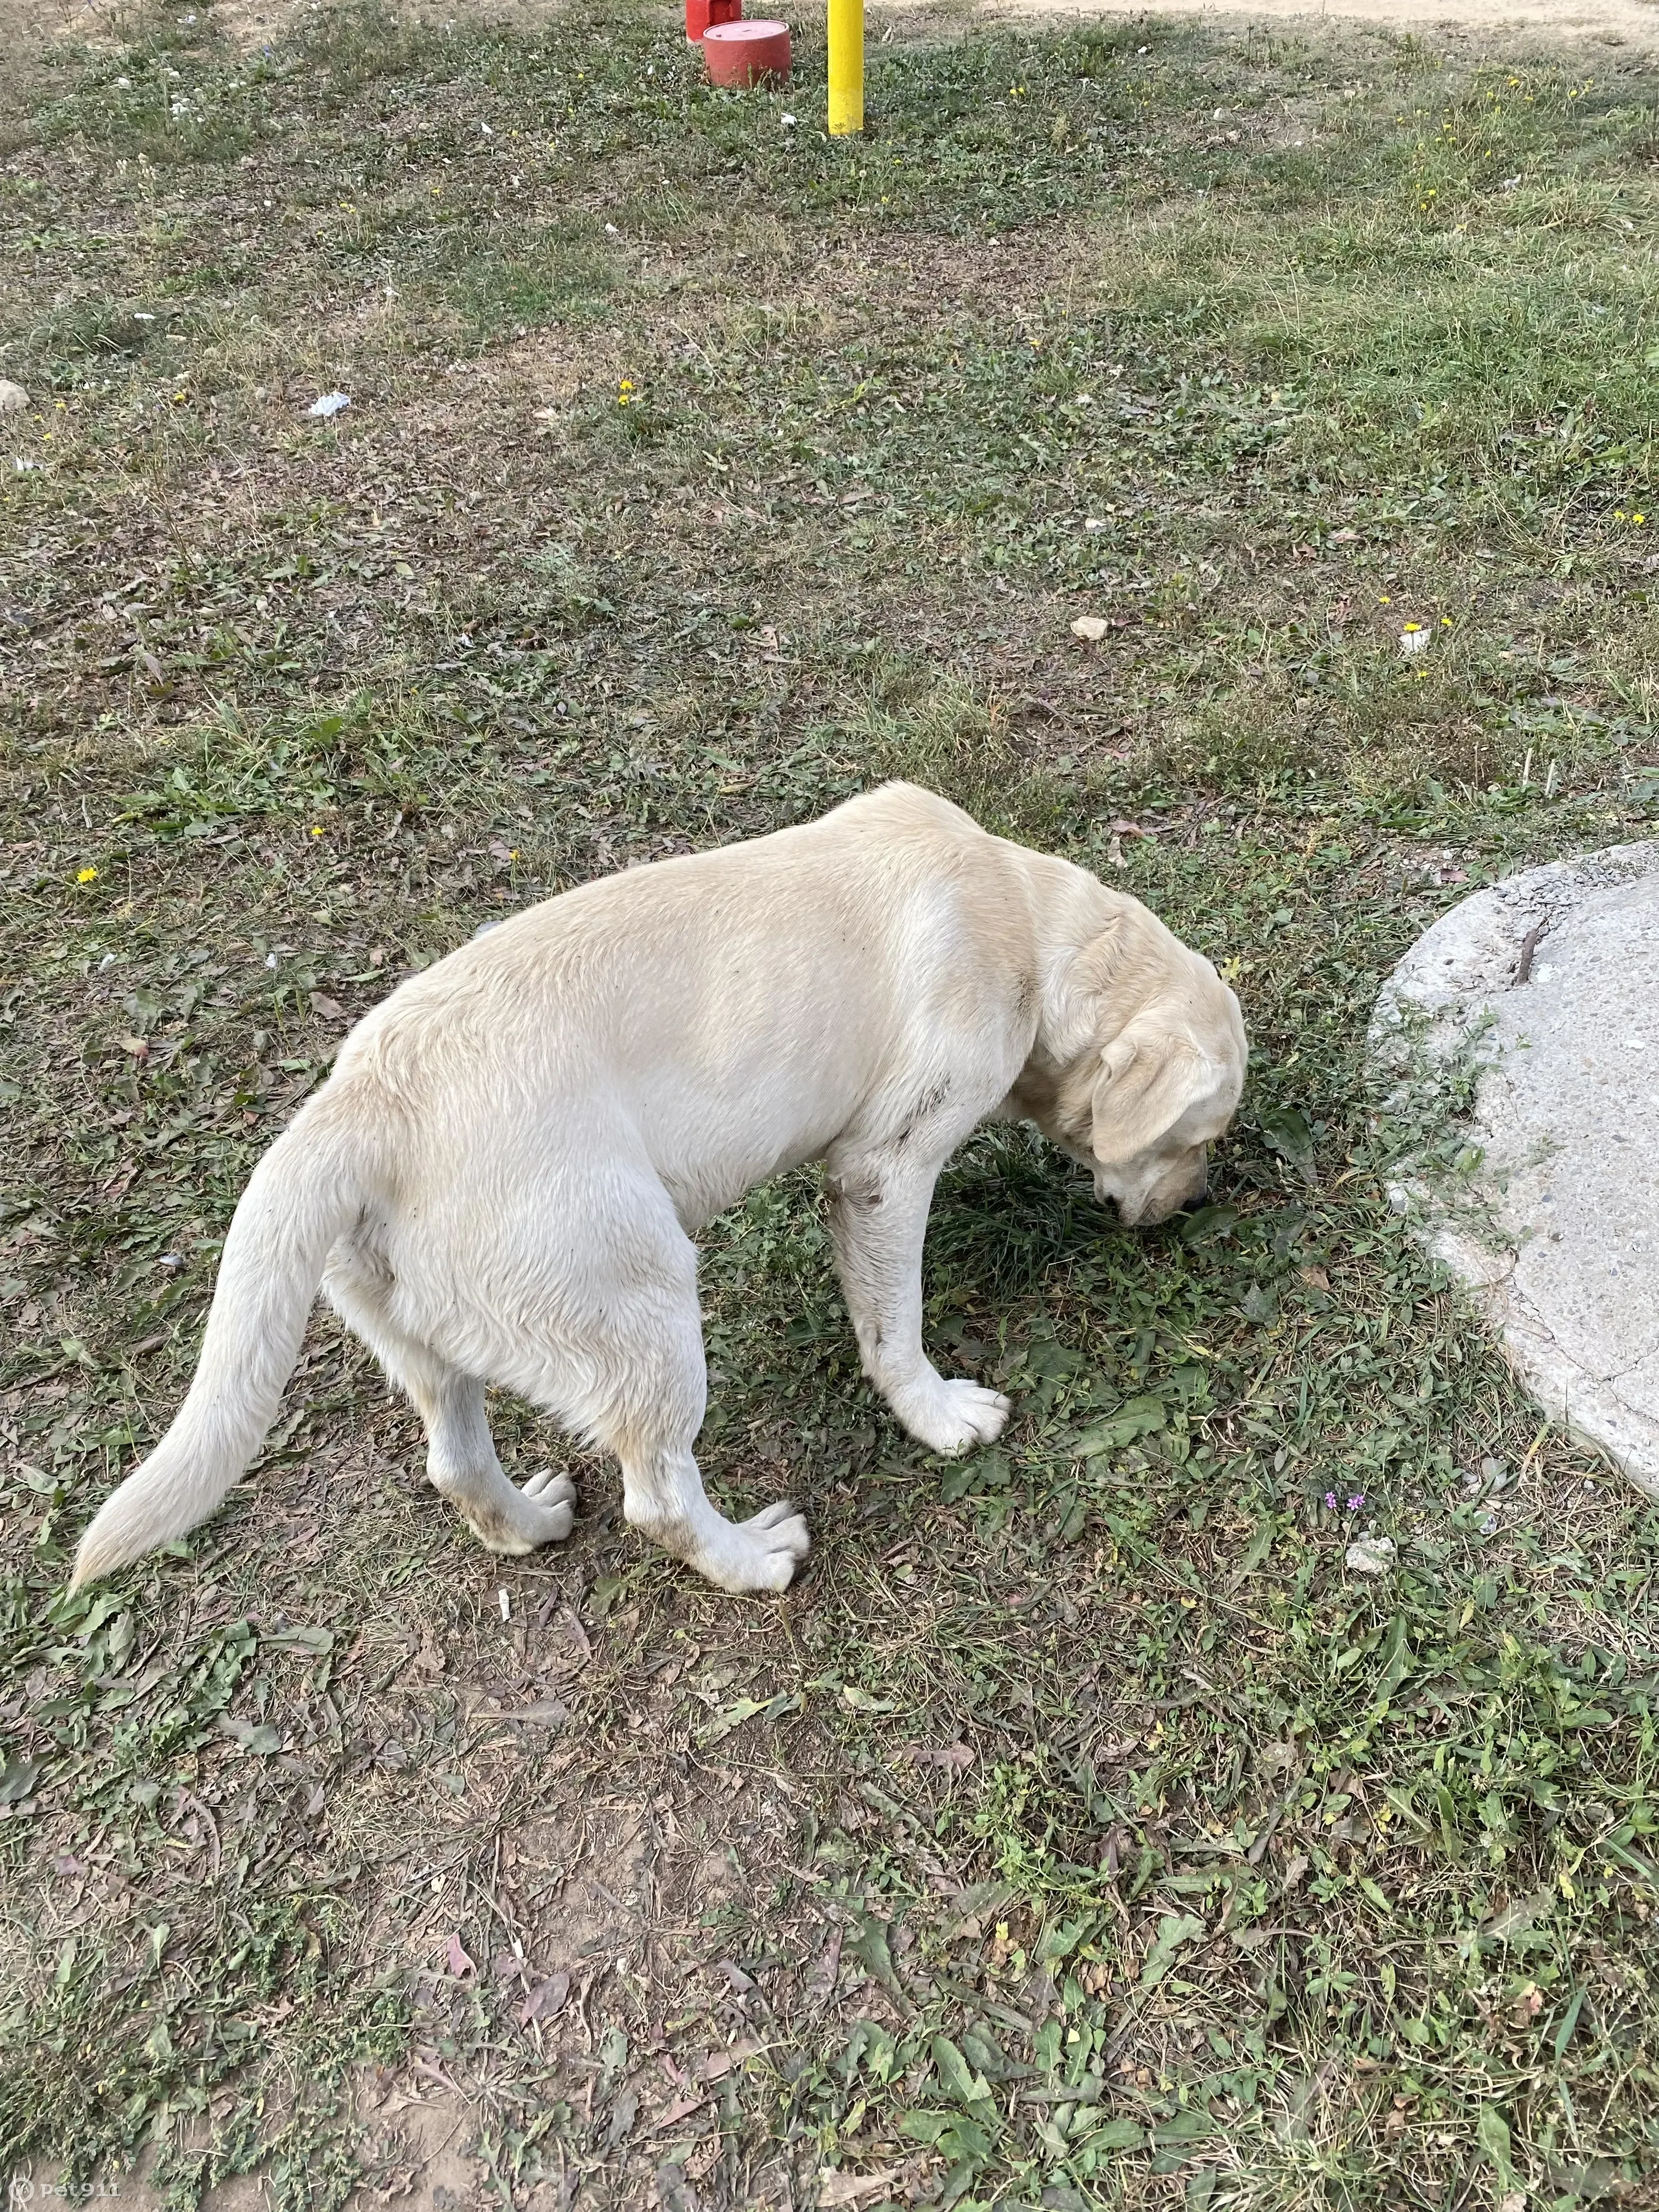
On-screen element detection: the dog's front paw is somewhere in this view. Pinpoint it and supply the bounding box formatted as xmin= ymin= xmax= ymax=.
xmin=518 ymin=1467 xmax=577 ymax=1541
xmin=444 ymin=1463 xmax=578 ymax=1554
xmin=698 ymin=1500 xmax=811 ymax=1595
xmin=901 ymin=1378 xmax=1013 ymax=1457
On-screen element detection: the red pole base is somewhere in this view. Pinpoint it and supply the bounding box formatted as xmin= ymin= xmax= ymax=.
xmin=702 ymin=17 xmax=791 ymax=84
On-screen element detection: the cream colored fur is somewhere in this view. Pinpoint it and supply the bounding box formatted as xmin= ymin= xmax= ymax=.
xmin=70 ymin=784 xmax=1246 ymax=1598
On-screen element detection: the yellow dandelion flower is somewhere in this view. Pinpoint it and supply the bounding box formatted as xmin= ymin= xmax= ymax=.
xmin=77 ymin=866 xmax=98 ymax=883
xmin=308 ymin=824 xmax=324 ymax=838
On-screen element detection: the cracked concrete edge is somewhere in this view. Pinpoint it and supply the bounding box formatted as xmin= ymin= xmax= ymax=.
xmin=1429 ymin=1211 xmax=1659 ymax=1496
xmin=1370 ymin=839 xmax=1659 ymax=1500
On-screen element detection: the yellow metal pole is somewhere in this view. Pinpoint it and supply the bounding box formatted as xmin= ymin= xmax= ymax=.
xmin=826 ymin=0 xmax=863 ymax=136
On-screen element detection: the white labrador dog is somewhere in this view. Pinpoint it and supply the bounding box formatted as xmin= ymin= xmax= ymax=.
xmin=72 ymin=784 xmax=1246 ymax=1598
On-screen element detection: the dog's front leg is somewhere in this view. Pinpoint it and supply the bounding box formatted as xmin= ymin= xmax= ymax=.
xmin=825 ymin=1149 xmax=1011 ymax=1457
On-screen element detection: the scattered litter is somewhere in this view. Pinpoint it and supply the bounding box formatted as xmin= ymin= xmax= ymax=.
xmin=1345 ymin=1534 xmax=1397 ymax=1575
xmin=605 ymin=222 xmax=619 ymax=235
xmin=306 ymin=392 xmax=351 ymax=418
xmin=0 ymin=379 xmax=30 ymax=415
xmin=1084 ymin=516 xmax=1108 ymax=531
xmin=1400 ymin=623 xmax=1430 ymax=656
xmin=1071 ymin=614 xmax=1108 ymax=643
xmin=498 ymin=1587 xmax=511 ymax=1621
xmin=781 ymin=111 xmax=797 ymax=126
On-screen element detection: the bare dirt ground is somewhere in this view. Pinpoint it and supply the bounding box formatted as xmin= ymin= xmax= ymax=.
xmin=888 ymin=0 xmax=1659 ymax=52
xmin=1 ymin=0 xmax=1655 ymax=99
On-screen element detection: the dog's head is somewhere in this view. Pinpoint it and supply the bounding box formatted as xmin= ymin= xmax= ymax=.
xmin=1039 ymin=912 xmax=1248 ymax=1228
xmin=1085 ymin=987 xmax=1246 ymax=1224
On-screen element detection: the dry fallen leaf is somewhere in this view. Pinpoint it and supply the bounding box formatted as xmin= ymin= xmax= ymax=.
xmin=520 ymin=1970 xmax=570 ymax=2024
xmin=816 ymin=2169 xmax=901 ymax=2207
xmin=904 ymin=1741 xmax=974 ymax=1771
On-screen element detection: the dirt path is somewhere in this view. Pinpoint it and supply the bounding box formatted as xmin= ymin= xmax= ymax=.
xmin=882 ymin=0 xmax=1658 ymax=48
xmin=2 ymin=0 xmax=1654 ymax=95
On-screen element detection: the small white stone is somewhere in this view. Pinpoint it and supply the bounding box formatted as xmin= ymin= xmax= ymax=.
xmin=0 ymin=379 xmax=30 ymax=416
xmin=1346 ymin=1535 xmax=1396 ymax=1575
xmin=1071 ymin=614 xmax=1108 ymax=643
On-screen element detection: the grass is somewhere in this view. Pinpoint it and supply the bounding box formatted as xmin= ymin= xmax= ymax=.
xmin=3 ymin=2 xmax=1659 ymax=2205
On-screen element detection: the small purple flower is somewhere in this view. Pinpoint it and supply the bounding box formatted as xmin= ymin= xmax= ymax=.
xmin=1324 ymin=1491 xmax=1338 ymax=1511
xmin=1347 ymin=1493 xmax=1365 ymax=1513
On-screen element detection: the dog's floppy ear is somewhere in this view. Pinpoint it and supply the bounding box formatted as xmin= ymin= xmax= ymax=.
xmin=1091 ymin=1018 xmax=1205 ymax=1167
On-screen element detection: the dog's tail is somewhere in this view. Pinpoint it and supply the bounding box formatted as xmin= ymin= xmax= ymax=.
xmin=70 ymin=1096 xmax=367 ymax=1591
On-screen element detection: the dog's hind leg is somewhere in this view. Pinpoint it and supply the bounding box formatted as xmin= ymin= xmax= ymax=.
xmin=323 ymin=1248 xmax=574 ymax=1554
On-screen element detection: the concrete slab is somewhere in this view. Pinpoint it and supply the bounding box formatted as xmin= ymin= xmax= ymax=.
xmin=1371 ymin=840 xmax=1659 ymax=1496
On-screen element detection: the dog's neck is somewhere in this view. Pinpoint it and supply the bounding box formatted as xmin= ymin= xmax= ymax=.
xmin=1025 ymin=857 xmax=1150 ymax=1059
xmin=994 ymin=849 xmax=1149 ymax=1134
